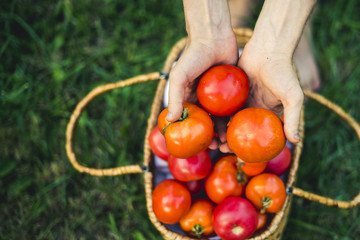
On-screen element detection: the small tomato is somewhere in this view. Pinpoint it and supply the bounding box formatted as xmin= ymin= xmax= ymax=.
xmin=205 ymin=155 xmax=247 ymax=204
xmin=256 ymin=212 xmax=267 ymax=230
xmin=265 ymin=144 xmax=292 ymax=176
xmin=227 ymin=107 xmax=286 ymax=163
xmin=158 ymin=102 xmax=214 ymax=158
xmin=245 ymin=173 xmax=286 ymax=213
xmin=149 ymin=126 xmax=169 ymax=160
xmin=152 ymin=179 xmax=191 ymax=224
xmin=196 ymin=65 xmax=249 ymax=117
xmin=180 ymin=199 xmax=215 ymax=238
xmin=168 ymin=150 xmax=212 ymax=182
xmin=239 ymin=161 xmax=267 ymax=177
xmin=212 ymin=196 xmax=258 ymax=240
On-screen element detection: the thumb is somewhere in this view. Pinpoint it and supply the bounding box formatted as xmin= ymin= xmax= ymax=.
xmin=282 ymin=88 xmax=304 ymax=143
xmin=166 ymin=64 xmax=187 ymax=122
xmin=166 ymin=47 xmax=212 ymax=122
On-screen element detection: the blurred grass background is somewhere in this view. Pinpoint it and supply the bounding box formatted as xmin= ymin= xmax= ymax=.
xmin=0 ymin=0 xmax=359 ymax=239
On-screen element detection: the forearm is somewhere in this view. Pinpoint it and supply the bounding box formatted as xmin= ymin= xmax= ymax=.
xmin=250 ymin=0 xmax=317 ymax=57
xmin=183 ymin=0 xmax=234 ymax=41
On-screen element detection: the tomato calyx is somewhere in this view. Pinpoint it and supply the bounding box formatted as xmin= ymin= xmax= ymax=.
xmin=192 ymin=224 xmax=204 ymax=238
xmin=236 ymin=162 xmax=247 ymax=184
xmin=261 ymin=197 xmax=273 ymax=214
xmin=232 ymin=224 xmax=244 ymax=236
xmin=236 ymin=171 xmax=247 ymax=184
xmin=236 ymin=161 xmax=245 ymax=169
xmin=179 ymin=107 xmax=189 ymax=121
xmin=162 ymin=107 xmax=189 ymax=135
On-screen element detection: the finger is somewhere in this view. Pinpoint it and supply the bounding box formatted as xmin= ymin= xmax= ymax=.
xmin=208 ymin=138 xmax=219 ymax=150
xmin=166 ymin=50 xmax=208 ymax=122
xmin=219 ymin=142 xmax=232 ymax=153
xmin=283 ymin=88 xmax=304 ymax=143
xmin=166 ymin=67 xmax=186 ymax=122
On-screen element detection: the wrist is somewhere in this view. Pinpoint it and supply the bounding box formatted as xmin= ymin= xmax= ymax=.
xmin=183 ymin=0 xmax=234 ymax=41
xmin=249 ymin=0 xmax=317 ymax=57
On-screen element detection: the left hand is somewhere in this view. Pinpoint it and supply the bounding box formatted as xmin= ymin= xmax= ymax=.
xmin=218 ymin=41 xmax=304 ymax=153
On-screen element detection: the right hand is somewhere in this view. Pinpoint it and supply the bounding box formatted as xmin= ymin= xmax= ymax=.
xmin=166 ymin=35 xmax=238 ymax=122
xmin=166 ymin=0 xmax=238 ymax=123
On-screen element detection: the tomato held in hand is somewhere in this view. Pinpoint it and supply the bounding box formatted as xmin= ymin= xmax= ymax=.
xmin=180 ymin=199 xmax=215 ymax=238
xmin=152 ymin=179 xmax=191 ymax=224
xmin=149 ymin=126 xmax=170 ymax=160
xmin=265 ymin=144 xmax=292 ymax=176
xmin=245 ymin=173 xmax=286 ymax=213
xmin=227 ymin=107 xmax=286 ymax=163
xmin=158 ymin=102 xmax=214 ymax=158
xmin=196 ymin=65 xmax=249 ymax=117
xmin=212 ymin=196 xmax=258 ymax=240
xmin=168 ymin=150 xmax=212 ymax=182
xmin=205 ymin=155 xmax=247 ymax=204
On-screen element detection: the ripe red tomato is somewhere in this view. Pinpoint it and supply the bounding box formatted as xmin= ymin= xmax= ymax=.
xmin=152 ymin=179 xmax=191 ymax=224
xmin=227 ymin=107 xmax=286 ymax=163
xmin=245 ymin=173 xmax=286 ymax=213
xmin=168 ymin=150 xmax=212 ymax=182
xmin=212 ymin=196 xmax=258 ymax=240
xmin=158 ymin=102 xmax=214 ymax=158
xmin=196 ymin=65 xmax=249 ymax=117
xmin=240 ymin=161 xmax=267 ymax=176
xmin=265 ymin=144 xmax=292 ymax=176
xmin=179 ymin=199 xmax=215 ymax=238
xmin=149 ymin=126 xmax=170 ymax=160
xmin=204 ymin=155 xmax=247 ymax=204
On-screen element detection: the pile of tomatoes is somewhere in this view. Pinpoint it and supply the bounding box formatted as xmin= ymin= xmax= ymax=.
xmin=149 ymin=65 xmax=292 ymax=240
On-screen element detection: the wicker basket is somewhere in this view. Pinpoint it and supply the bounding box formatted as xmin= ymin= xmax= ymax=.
xmin=65 ymin=28 xmax=360 ymax=240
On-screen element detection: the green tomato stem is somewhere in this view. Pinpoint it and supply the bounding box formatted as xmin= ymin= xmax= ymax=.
xmin=236 ymin=170 xmax=247 ymax=184
xmin=179 ymin=107 xmax=189 ymax=121
xmin=192 ymin=224 xmax=204 ymax=239
xmin=162 ymin=107 xmax=188 ymax=135
xmin=261 ymin=197 xmax=272 ymax=214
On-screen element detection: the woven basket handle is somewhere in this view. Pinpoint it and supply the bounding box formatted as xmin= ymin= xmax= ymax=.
xmin=291 ymin=89 xmax=360 ymax=208
xmin=65 ymin=72 xmax=162 ymax=176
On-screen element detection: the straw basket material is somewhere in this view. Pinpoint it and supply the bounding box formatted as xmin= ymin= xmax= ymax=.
xmin=66 ymin=28 xmax=360 ymax=240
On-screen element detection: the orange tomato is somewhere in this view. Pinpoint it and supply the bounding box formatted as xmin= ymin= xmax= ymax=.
xmin=158 ymin=102 xmax=214 ymax=158
xmin=205 ymin=155 xmax=247 ymax=204
xmin=240 ymin=161 xmax=267 ymax=176
xmin=245 ymin=173 xmax=286 ymax=213
xmin=152 ymin=179 xmax=191 ymax=224
xmin=179 ymin=199 xmax=215 ymax=238
xmin=227 ymin=107 xmax=286 ymax=163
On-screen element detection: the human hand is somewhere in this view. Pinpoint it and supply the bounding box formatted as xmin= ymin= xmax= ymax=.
xmin=166 ymin=36 xmax=239 ymax=151
xmin=166 ymin=37 xmax=238 ymax=122
xmin=166 ymin=0 xmax=238 ymax=122
xmin=218 ymin=0 xmax=316 ymax=149
xmin=238 ymin=42 xmax=304 ymax=144
xmin=217 ymin=44 xmax=303 ymax=154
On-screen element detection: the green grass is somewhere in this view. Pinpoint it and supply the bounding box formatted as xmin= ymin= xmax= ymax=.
xmin=1 ymin=0 xmax=359 ymax=239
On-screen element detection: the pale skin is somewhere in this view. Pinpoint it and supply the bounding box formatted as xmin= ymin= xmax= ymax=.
xmin=167 ymin=0 xmax=318 ymax=152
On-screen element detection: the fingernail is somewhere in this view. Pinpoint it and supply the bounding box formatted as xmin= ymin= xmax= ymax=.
xmin=294 ymin=133 xmax=300 ymax=141
xmin=166 ymin=112 xmax=173 ymax=121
